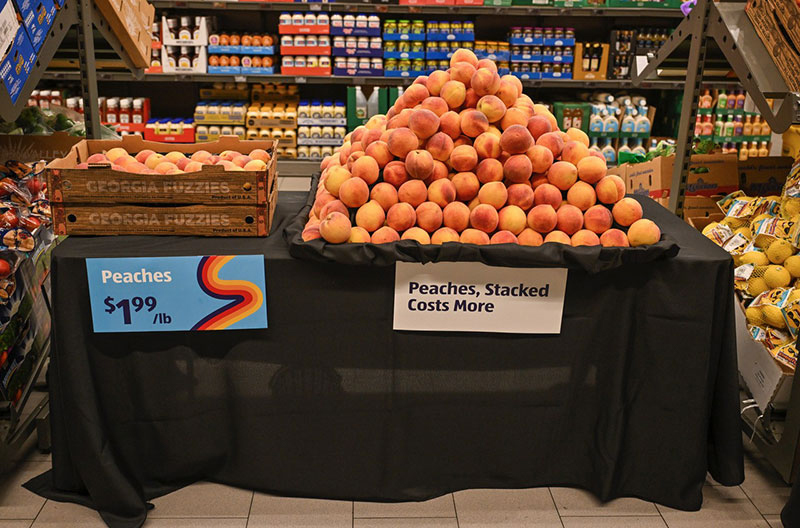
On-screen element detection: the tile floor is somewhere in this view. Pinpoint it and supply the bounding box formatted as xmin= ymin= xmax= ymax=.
xmin=0 ymin=431 xmax=790 ymax=528
xmin=0 ymin=181 xmax=790 ymax=527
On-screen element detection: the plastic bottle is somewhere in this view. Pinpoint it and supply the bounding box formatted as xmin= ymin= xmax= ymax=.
xmin=631 ymin=138 xmax=646 ymax=156
xmin=589 ymin=137 xmax=601 ymax=152
xmin=727 ymin=91 xmax=736 ymax=109
xmin=717 ymin=89 xmax=727 ymax=110
xmin=694 ymin=115 xmax=703 ymax=137
xmin=743 ymin=115 xmax=753 ymax=136
xmin=118 ymin=98 xmax=132 ymax=124
xmin=106 ymin=98 xmax=119 ymax=123
xmin=589 ymin=108 xmax=604 ymax=133
xmin=759 ymin=141 xmax=770 ymax=157
xmin=634 ymin=107 xmax=650 ymax=134
xmin=739 ymin=142 xmax=749 ymax=161
xmin=714 ymin=114 xmax=724 ymax=136
xmin=733 ymin=116 xmax=743 ymax=136
xmin=601 ymin=140 xmax=616 ymax=164
xmin=354 ymin=86 xmax=367 ymax=120
xmin=749 ymin=141 xmax=759 ymax=158
xmin=701 ymin=115 xmax=714 ymax=136
xmin=367 ymin=87 xmax=380 ymax=118
xmin=723 ymin=115 xmax=735 ymax=136
xmin=620 ymin=109 xmax=636 ymax=133
xmin=736 ymin=90 xmax=746 ymax=110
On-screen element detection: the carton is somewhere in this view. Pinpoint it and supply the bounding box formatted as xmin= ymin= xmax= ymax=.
xmin=93 ymin=0 xmax=154 ymax=68
xmin=46 ymin=136 xmax=279 ymax=236
xmin=686 ymin=213 xmax=724 ymax=232
xmin=0 ymin=21 xmax=34 ymax=104
xmin=683 ymin=195 xmax=724 ymax=222
xmin=12 ymin=0 xmax=54 ymax=52
xmin=0 ymin=131 xmax=81 ymax=161
xmin=739 ymin=156 xmax=794 ymax=196
xmin=746 ymin=0 xmax=800 ymax=92
xmin=626 ymin=154 xmax=739 ymax=205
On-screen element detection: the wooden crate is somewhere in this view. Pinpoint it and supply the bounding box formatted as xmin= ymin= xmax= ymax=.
xmin=52 ymin=182 xmax=277 ymax=237
xmin=46 ymin=135 xmax=280 ymax=237
xmin=746 ymin=0 xmax=800 ymax=92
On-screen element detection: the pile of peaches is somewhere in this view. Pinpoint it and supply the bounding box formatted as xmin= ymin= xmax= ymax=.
xmin=305 ymin=49 xmax=662 ymax=247
xmin=77 ymin=148 xmax=272 ymax=174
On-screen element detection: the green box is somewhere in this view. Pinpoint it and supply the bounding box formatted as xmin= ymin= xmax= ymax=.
xmin=553 ymin=102 xmax=591 ymax=132
xmin=484 ymin=0 xmax=512 ymax=5
xmin=347 ymin=86 xmax=390 ymax=131
xmin=553 ymin=0 xmax=585 ymax=7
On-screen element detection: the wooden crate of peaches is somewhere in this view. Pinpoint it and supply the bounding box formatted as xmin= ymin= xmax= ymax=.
xmin=302 ymin=49 xmax=661 ymax=247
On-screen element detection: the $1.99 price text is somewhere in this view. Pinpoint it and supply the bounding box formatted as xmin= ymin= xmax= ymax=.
xmin=103 ymin=296 xmax=172 ymax=325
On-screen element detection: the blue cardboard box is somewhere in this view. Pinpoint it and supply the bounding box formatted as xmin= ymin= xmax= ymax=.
xmin=13 ymin=0 xmax=55 ymax=52
xmin=0 ymin=25 xmax=35 ymax=103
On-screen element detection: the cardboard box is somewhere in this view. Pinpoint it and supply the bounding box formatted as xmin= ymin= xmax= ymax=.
xmin=0 ymin=131 xmax=81 ymax=162
xmin=735 ymin=296 xmax=794 ymax=412
xmin=93 ymin=0 xmax=154 ymax=68
xmin=739 ymin=156 xmax=794 ymax=196
xmin=746 ymin=0 xmax=800 ymax=92
xmin=686 ymin=213 xmax=724 ymax=232
xmin=0 ymin=21 xmax=34 ymax=104
xmin=683 ymin=195 xmax=723 ymax=222
xmin=46 ymin=136 xmax=279 ymax=236
xmin=573 ymin=42 xmax=609 ymax=81
xmin=626 ymin=154 xmax=739 ymax=205
xmin=12 ymin=0 xmax=54 ymax=52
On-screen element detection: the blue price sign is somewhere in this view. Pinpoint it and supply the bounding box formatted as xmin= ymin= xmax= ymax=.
xmin=85 ymin=255 xmax=268 ymax=333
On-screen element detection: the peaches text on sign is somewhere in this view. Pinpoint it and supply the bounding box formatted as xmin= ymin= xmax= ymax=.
xmin=101 ymin=269 xmax=173 ymax=284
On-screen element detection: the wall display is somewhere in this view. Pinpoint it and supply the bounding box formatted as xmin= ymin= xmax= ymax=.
xmin=86 ymin=255 xmax=268 ymax=333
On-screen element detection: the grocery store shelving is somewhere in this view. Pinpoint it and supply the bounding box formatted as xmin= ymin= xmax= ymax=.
xmin=151 ymin=0 xmax=685 ymax=17
xmin=278 ymin=159 xmax=320 ymax=176
xmin=41 ymin=71 xmax=687 ymax=89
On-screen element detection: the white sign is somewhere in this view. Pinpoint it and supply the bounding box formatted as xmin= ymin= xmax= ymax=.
xmin=393 ymin=262 xmax=568 ymax=334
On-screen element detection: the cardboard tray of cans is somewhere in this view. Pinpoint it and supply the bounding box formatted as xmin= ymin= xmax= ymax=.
xmin=46 ymin=136 xmax=278 ymax=237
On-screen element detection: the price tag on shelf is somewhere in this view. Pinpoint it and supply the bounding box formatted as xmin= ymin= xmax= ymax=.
xmin=234 ymin=75 xmax=247 ymax=83
xmin=393 ymin=262 xmax=567 ymax=334
xmin=295 ymin=76 xmax=307 ymax=83
xmin=85 ymin=255 xmax=268 ymax=333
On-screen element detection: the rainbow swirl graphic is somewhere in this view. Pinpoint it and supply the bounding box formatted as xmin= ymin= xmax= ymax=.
xmin=192 ymin=255 xmax=264 ymax=330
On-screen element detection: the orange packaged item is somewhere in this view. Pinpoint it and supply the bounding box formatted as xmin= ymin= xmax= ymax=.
xmin=241 ymin=35 xmax=252 ymax=46
xmin=208 ymin=55 xmax=220 ymax=66
xmin=252 ymin=56 xmax=263 ymax=68
xmin=220 ymin=33 xmax=230 ymax=45
xmin=262 ymin=56 xmax=273 ymax=67
xmin=230 ymin=34 xmax=241 ymax=46
xmin=262 ymin=35 xmax=273 ymax=46
xmin=252 ymin=36 xmax=262 ymax=47
xmin=230 ymin=56 xmax=240 ymax=67
xmin=219 ymin=55 xmax=230 ymax=66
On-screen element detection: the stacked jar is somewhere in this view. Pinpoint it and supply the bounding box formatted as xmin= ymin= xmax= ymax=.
xmin=279 ymin=12 xmax=332 ymax=75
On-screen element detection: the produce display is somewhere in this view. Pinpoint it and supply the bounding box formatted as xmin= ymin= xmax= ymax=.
xmin=702 ymin=162 xmax=800 ymax=370
xmin=73 ymin=147 xmax=271 ymax=174
xmin=301 ymin=49 xmax=663 ymax=247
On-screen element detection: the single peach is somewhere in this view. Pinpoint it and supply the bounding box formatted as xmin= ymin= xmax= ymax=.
xmin=478 ymin=181 xmax=508 ymax=210
xmin=544 ymin=230 xmax=571 ymax=244
xmin=404 ymin=83 xmax=430 ymax=106
xmin=531 ymin=174 xmax=548 ymax=190
xmin=432 ymin=227 xmax=460 ymax=244
xmin=360 ymin=128 xmax=383 ymax=148
xmin=496 ymin=80 xmax=519 ymax=109
xmin=503 ymin=154 xmax=533 ymax=184
xmin=155 ymin=161 xmax=177 ymax=175
xmin=351 ymin=155 xmax=380 ymax=185
xmin=406 ymin=149 xmax=435 ymax=180
xmin=443 ymin=201 xmax=471 ymax=232
xmin=398 ymin=179 xmax=428 ymax=208
xmin=556 ymin=204 xmax=584 ymax=235
xmin=499 ymin=107 xmax=528 ymax=130
xmin=427 ymin=178 xmax=457 ymax=208
xmin=527 ymin=204 xmax=558 ymax=233
xmin=595 ymin=175 xmax=626 ymax=204
xmin=372 ymin=226 xmax=401 ymax=244
xmin=383 ymin=161 xmax=409 ymax=188
xmin=346 ymin=151 xmax=365 ymax=171
xmin=533 ymin=183 xmax=563 ymax=210
xmin=460 ymin=110 xmax=490 ymax=138
xmin=577 ymin=156 xmax=607 ymax=185
xmin=526 ymin=144 xmax=554 ymax=174
xmin=566 ymin=127 xmax=590 ymax=147
xmin=458 ymin=228 xmax=489 ymax=245
xmin=476 ymin=95 xmax=506 ymax=123
xmin=452 ymin=171 xmax=480 ymax=201
xmin=491 ymin=230 xmax=519 ymax=244
xmin=387 ymin=202 xmax=417 ymax=232
xmin=421 ymin=96 xmax=449 ymax=117
xmin=302 ymin=224 xmax=322 ymax=241
xmin=364 ymin=140 xmax=393 ymax=168
xmin=429 ymin=160 xmax=449 ymax=182
xmin=571 ymin=229 xmax=601 ymax=247
xmin=401 ymin=227 xmax=432 ymax=244
xmin=566 ymin=181 xmax=597 ymax=212
xmin=627 ymin=219 xmax=661 ymax=246
xmin=409 ymin=108 xmax=440 ymax=139
xmin=470 ymin=204 xmax=500 ymax=233
xmin=536 ymin=131 xmax=564 ymax=158
xmin=583 ymin=205 xmax=613 ymax=234
xmin=416 ymin=201 xmax=444 ymax=233
xmin=517 ymin=228 xmax=543 ymax=246
xmin=476 ymin=158 xmax=504 ymax=184
xmin=338 ymin=177 xmax=370 ymax=208
xmin=500 ymin=124 xmax=533 ymax=154
xmin=427 ymin=70 xmax=451 ymax=96
xmin=600 ymin=228 xmax=630 ymax=247
xmin=424 ymin=131 xmax=454 ymax=162
xmin=547 ymin=161 xmax=578 ymax=191
xmin=324 ymin=165 xmax=352 ymax=196
xmin=474 ymin=132 xmax=502 ymax=159
xmin=440 ymin=81 xmax=467 ymax=109
xmin=319 ymin=211 xmax=352 ymax=243
xmin=450 ymin=48 xmax=479 ymax=67
xmin=388 ymin=127 xmax=420 ymax=159
xmin=526 ymin=115 xmax=553 ymax=140
xmin=439 ymin=111 xmax=461 ymax=139
xmin=450 ymin=144 xmax=479 ymax=172
xmin=135 ymin=149 xmax=156 ymax=164
xmin=471 ymin=68 xmax=501 ymax=96
xmin=498 ymin=205 xmax=527 ymax=235
xmin=348 ymin=226 xmax=371 ymax=243
xmin=243 ymin=159 xmax=267 ymax=171
xmin=450 ymin=62 xmax=477 ymax=86
xmin=143 ymin=153 xmax=164 ymax=169
xmin=354 ymin=200 xmax=385 ymax=232
xmin=507 ymin=183 xmax=535 ymax=211
xmin=387 ymin=108 xmax=414 ymax=129
xmin=561 ymin=141 xmax=590 ymax=166
xmin=612 ymin=197 xmax=643 ymax=227
xmin=370 ymin=182 xmax=399 ymax=211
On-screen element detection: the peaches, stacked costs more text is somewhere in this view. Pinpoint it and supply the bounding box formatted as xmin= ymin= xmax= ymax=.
xmin=302 ymin=49 xmax=661 ymax=247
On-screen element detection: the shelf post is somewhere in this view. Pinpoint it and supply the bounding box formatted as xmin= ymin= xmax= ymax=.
xmin=76 ymin=0 xmax=101 ymax=139
xmin=669 ymin=0 xmax=711 ymax=216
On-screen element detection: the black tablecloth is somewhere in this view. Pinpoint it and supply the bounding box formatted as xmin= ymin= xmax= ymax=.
xmin=25 ymin=191 xmax=744 ymax=528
